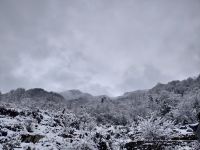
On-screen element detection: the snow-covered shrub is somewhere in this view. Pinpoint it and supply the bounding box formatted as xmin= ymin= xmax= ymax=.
xmin=172 ymin=101 xmax=196 ymax=124
xmin=78 ymin=112 xmax=97 ymax=131
xmin=136 ymin=114 xmax=175 ymax=140
xmin=66 ymin=139 xmax=97 ymax=150
xmin=61 ymin=112 xmax=80 ymax=129
xmin=171 ymin=93 xmax=200 ymax=124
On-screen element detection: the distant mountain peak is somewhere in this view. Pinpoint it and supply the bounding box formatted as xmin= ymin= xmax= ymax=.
xmin=60 ymin=89 xmax=93 ymax=101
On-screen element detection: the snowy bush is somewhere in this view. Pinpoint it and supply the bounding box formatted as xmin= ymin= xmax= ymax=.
xmin=78 ymin=112 xmax=97 ymax=131
xmin=171 ymin=93 xmax=200 ymax=124
xmin=136 ymin=114 xmax=175 ymax=140
xmin=66 ymin=139 xmax=97 ymax=150
xmin=61 ymin=112 xmax=80 ymax=129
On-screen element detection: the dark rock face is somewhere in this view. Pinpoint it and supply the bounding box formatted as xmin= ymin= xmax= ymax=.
xmin=97 ymin=141 xmax=108 ymax=150
xmin=0 ymin=107 xmax=19 ymax=117
xmin=180 ymin=126 xmax=187 ymax=129
xmin=4 ymin=124 xmax=24 ymax=132
xmin=59 ymin=134 xmax=73 ymax=138
xmin=124 ymin=141 xmax=144 ymax=150
xmin=21 ymin=134 xmax=44 ymax=143
xmin=0 ymin=130 xmax=7 ymax=136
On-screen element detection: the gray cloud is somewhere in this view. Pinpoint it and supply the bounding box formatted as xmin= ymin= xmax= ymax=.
xmin=0 ymin=0 xmax=200 ymax=96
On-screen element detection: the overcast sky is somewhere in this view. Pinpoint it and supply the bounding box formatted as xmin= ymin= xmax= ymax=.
xmin=0 ymin=0 xmax=200 ymax=96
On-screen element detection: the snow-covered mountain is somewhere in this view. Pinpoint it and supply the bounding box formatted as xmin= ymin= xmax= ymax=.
xmin=0 ymin=74 xmax=200 ymax=149
xmin=0 ymin=88 xmax=65 ymax=110
xmin=60 ymin=89 xmax=93 ymax=101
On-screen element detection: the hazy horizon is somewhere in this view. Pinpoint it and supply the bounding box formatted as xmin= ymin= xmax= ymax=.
xmin=1 ymin=74 xmax=199 ymax=97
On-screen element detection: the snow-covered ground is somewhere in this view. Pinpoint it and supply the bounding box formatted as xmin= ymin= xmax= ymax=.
xmin=0 ymin=104 xmax=198 ymax=150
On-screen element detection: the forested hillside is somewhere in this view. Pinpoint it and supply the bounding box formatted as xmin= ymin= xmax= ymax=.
xmin=0 ymin=75 xmax=200 ymax=149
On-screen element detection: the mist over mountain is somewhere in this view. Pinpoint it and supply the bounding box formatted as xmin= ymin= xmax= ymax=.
xmin=60 ymin=89 xmax=93 ymax=100
xmin=1 ymin=74 xmax=200 ymax=149
xmin=1 ymin=74 xmax=200 ymax=110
